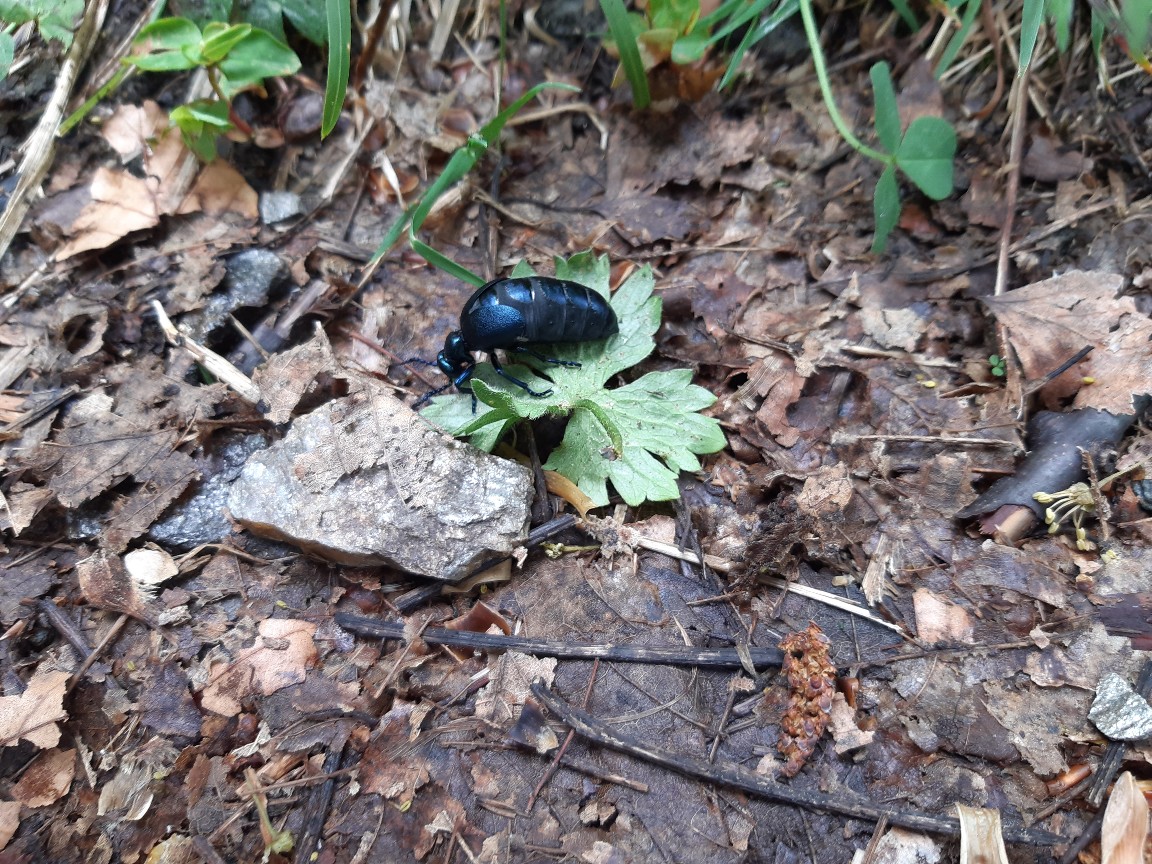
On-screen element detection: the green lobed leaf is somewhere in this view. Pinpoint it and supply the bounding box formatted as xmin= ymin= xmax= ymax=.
xmin=648 ymin=0 xmax=699 ymax=33
xmin=282 ymin=0 xmax=328 ymax=44
xmin=175 ymin=0 xmax=234 ymax=30
xmin=1 ymin=0 xmax=83 ymax=44
xmin=869 ymin=61 xmax=900 ymax=154
xmin=0 ymin=0 xmax=35 ymax=25
xmin=544 ymin=370 xmax=726 ymax=507
xmin=173 ymin=98 xmax=232 ymax=127
xmin=671 ymin=31 xmax=709 ymax=64
xmin=136 ymin=17 xmax=203 ymax=51
xmin=896 ymin=116 xmax=956 ymax=200
xmin=871 ymin=164 xmax=900 ymax=254
xmin=419 ymin=253 xmax=725 ymax=507
xmin=171 ymin=101 xmax=229 ymax=161
xmin=127 ymin=18 xmax=204 ymax=72
xmin=26 ymin=0 xmax=82 ymax=46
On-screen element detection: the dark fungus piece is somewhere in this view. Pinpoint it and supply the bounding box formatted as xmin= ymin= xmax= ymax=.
xmin=956 ymin=400 xmax=1148 ymax=528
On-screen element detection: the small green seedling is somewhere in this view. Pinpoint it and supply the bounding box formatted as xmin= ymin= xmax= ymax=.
xmin=420 ymin=252 xmax=726 ymax=508
xmin=0 ymin=0 xmax=84 ymax=80
xmin=600 ymin=0 xmax=799 ymax=107
xmin=792 ymin=0 xmax=955 ymax=252
xmin=124 ymin=18 xmax=301 ymax=160
xmin=988 ymin=355 xmax=1006 ymax=377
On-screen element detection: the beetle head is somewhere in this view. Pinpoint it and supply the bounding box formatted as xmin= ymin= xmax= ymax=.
xmin=436 ymin=331 xmax=475 ymax=382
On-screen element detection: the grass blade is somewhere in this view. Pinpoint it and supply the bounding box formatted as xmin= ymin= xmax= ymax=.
xmin=600 ymin=0 xmax=650 ymax=108
xmin=322 ymin=0 xmax=350 ymax=138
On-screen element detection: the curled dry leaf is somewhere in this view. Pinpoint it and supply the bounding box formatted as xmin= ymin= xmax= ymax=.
xmin=983 ymin=270 xmax=1152 ymax=415
xmin=1102 ymin=771 xmax=1149 ymax=864
xmin=956 ymin=804 xmax=1009 ymax=864
xmin=77 ymin=549 xmax=161 ymax=625
xmin=776 ymin=622 xmax=835 ymax=777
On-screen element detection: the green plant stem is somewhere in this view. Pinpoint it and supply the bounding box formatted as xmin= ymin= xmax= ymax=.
xmin=797 ymin=0 xmax=887 ymax=162
xmin=60 ymin=65 xmax=133 ymax=135
xmin=205 ymin=65 xmax=227 ymax=102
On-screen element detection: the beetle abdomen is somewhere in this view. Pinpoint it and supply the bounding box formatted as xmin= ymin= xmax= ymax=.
xmin=460 ymin=276 xmax=617 ymax=351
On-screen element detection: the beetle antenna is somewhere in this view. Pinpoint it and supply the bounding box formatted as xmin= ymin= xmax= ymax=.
xmin=402 ymin=356 xmax=438 ymax=367
xmin=412 ymin=383 xmax=452 ymax=410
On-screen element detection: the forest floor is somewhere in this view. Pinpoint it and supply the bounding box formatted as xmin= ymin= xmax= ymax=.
xmin=2 ymin=3 xmax=1152 ymax=863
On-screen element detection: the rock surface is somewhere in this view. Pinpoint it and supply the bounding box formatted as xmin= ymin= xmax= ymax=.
xmin=228 ymin=386 xmax=533 ymax=580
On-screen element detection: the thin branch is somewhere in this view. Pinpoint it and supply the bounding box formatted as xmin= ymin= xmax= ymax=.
xmin=530 ymin=684 xmax=1066 ymax=846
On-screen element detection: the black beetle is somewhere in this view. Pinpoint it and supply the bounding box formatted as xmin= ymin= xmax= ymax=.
xmin=411 ymin=276 xmax=619 ymax=409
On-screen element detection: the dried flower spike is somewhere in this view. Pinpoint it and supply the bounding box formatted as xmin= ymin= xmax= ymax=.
xmin=777 ymin=623 xmax=836 ymax=778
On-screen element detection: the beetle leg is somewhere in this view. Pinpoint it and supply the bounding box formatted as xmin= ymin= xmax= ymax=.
xmin=490 ymin=353 xmax=554 ymax=398
xmin=511 ymin=346 xmax=582 ymax=368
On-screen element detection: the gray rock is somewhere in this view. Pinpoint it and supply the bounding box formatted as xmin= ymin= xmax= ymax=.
xmin=149 ymin=433 xmax=270 ymax=549
xmin=181 ymin=249 xmax=288 ymax=341
xmin=227 ymin=387 xmax=533 ymax=581
xmin=1088 ymin=672 xmax=1152 ymax=741
xmin=259 ymin=191 xmax=303 ymax=225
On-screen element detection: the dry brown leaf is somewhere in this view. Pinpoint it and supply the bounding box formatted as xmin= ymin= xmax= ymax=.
xmin=828 ymin=691 xmax=873 ymax=755
xmin=0 ymin=667 xmax=69 ymax=749
xmin=11 ymin=748 xmax=75 ymax=808
xmin=1102 ymin=771 xmax=1149 ymax=864
xmin=983 ymin=271 xmax=1152 ymax=414
xmin=56 ymin=168 xmax=161 ymax=259
xmin=795 ymin=464 xmax=853 ymax=517
xmin=200 ymin=619 xmax=318 ymax=716
xmin=46 ymin=392 xmax=180 ymax=509
xmin=0 ymin=801 xmax=21 ymax=852
xmin=77 ymin=549 xmax=161 ymax=624
xmin=750 ymin=353 xmax=807 ymax=448
xmin=913 ymin=588 xmax=975 ymax=644
xmin=97 ymin=758 xmax=154 ymax=820
xmin=0 ymin=483 xmax=55 ymax=535
xmin=359 ymin=700 xmax=433 ymax=803
xmin=100 ymin=102 xmax=169 ymax=161
xmin=251 ymin=329 xmax=341 ymax=424
xmin=475 ymin=652 xmax=557 ymax=725
xmin=956 ymin=804 xmax=1009 ymax=864
xmin=102 ymin=449 xmax=199 ymax=552
xmin=176 ymin=160 xmax=259 ymax=218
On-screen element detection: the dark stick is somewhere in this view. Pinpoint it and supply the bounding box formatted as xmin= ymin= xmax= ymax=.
xmin=293 ymin=735 xmax=350 ymax=864
xmin=336 ymin=613 xmax=785 ymax=670
xmin=530 ymin=683 xmax=1067 ymax=847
